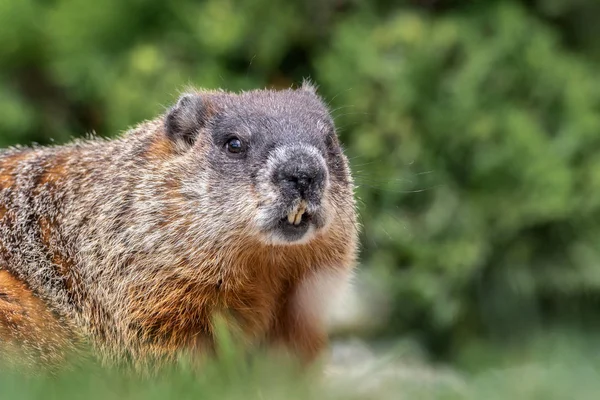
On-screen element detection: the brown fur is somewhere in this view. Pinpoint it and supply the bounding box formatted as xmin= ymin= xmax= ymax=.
xmin=0 ymin=270 xmax=76 ymax=368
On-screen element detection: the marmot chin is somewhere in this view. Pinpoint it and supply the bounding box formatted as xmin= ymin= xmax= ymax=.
xmin=0 ymin=83 xmax=358 ymax=371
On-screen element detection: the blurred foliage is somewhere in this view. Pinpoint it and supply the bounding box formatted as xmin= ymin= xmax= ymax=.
xmin=320 ymin=2 xmax=600 ymax=354
xmin=1 ymin=0 xmax=600 ymax=357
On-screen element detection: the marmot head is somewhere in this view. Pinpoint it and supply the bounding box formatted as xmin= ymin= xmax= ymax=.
xmin=164 ymin=83 xmax=354 ymax=246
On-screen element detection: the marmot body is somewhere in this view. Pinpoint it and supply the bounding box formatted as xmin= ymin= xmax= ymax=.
xmin=0 ymin=84 xmax=358 ymax=370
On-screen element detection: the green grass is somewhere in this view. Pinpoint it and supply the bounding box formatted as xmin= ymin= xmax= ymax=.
xmin=0 ymin=353 xmax=321 ymax=400
xmin=2 ymin=331 xmax=600 ymax=400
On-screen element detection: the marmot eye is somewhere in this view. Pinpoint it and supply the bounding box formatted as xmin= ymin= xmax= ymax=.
xmin=226 ymin=137 xmax=244 ymax=154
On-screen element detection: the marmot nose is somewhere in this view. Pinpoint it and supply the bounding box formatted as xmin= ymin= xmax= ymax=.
xmin=281 ymin=173 xmax=315 ymax=198
xmin=273 ymin=149 xmax=326 ymax=200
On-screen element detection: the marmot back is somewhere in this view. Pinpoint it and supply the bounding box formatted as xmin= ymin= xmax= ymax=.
xmin=0 ymin=84 xmax=358 ymax=371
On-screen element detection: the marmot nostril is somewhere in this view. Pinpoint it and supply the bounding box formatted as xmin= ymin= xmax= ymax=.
xmin=277 ymin=168 xmax=324 ymax=199
xmin=284 ymin=174 xmax=314 ymax=197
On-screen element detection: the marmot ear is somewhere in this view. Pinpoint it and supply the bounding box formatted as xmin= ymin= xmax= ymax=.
xmin=165 ymin=93 xmax=212 ymax=147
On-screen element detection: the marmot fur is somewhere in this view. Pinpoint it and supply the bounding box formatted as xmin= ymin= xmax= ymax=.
xmin=0 ymin=83 xmax=358 ymax=371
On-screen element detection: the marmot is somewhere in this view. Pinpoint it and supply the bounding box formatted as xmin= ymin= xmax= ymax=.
xmin=0 ymin=83 xmax=358 ymax=371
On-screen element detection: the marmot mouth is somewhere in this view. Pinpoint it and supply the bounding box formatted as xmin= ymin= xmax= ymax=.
xmin=259 ymin=201 xmax=324 ymax=244
xmin=280 ymin=211 xmax=312 ymax=228
xmin=286 ymin=200 xmax=308 ymax=225
xmin=275 ymin=210 xmax=313 ymax=242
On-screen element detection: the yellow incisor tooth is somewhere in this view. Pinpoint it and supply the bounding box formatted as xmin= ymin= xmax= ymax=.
xmin=293 ymin=201 xmax=307 ymax=225
xmin=288 ymin=201 xmax=308 ymax=226
xmin=293 ymin=210 xmax=303 ymax=225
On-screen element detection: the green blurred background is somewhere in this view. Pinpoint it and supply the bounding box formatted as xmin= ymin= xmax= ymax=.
xmin=2 ymin=0 xmax=600 ymax=376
